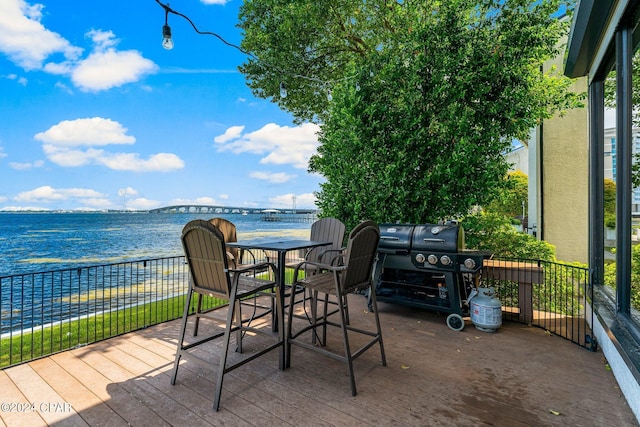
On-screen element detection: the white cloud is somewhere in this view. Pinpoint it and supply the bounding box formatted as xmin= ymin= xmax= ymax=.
xmin=70 ymin=39 xmax=158 ymax=91
xmin=54 ymin=81 xmax=72 ymax=94
xmin=41 ymin=146 xmax=102 ymax=167
xmin=0 ymin=196 xmax=6 ymax=203
xmin=14 ymin=186 xmax=109 ymax=206
xmin=0 ymin=0 xmax=82 ymax=70
xmin=3 ymin=73 xmax=28 ymax=85
xmin=200 ymin=0 xmax=228 ymax=4
xmin=219 ymin=194 xmax=229 ymax=200
xmin=214 ymin=126 xmax=245 ymax=143
xmin=86 ymin=29 xmax=117 ymax=50
xmin=118 ymin=187 xmax=138 ymax=197
xmin=214 ymin=122 xmax=320 ymax=169
xmin=0 ymin=145 xmax=6 ymax=158
xmin=269 ymin=193 xmax=317 ymax=209
xmin=35 ymin=117 xmax=184 ymax=172
xmin=9 ymin=159 xmax=44 ymax=170
xmin=42 ymin=29 xmax=158 ymax=92
xmin=35 ymin=117 xmax=136 ymax=147
xmin=126 ymin=198 xmax=161 ymax=211
xmin=0 ymin=4 xmax=156 ymax=91
xmin=97 ymin=152 xmax=184 ymax=172
xmin=43 ymin=61 xmax=72 ymax=75
xmin=250 ymin=171 xmax=296 ymax=184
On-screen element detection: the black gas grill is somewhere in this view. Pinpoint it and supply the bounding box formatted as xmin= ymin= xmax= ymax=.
xmin=373 ymin=222 xmax=490 ymax=331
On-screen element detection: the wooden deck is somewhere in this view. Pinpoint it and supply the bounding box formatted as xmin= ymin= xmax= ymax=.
xmin=1 ymin=295 xmax=637 ymax=427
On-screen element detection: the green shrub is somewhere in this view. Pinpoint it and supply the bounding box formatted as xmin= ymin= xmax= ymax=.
xmin=604 ymin=213 xmax=616 ymax=229
xmin=462 ymin=211 xmax=556 ymax=261
xmin=603 ymin=246 xmax=640 ymax=310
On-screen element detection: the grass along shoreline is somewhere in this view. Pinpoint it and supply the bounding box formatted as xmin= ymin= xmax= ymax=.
xmin=0 ymin=292 xmax=225 ymax=369
xmin=1 ymin=267 xmax=297 ymax=369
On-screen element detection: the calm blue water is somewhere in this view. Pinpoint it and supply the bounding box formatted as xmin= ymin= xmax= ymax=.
xmin=0 ymin=212 xmax=312 ymax=277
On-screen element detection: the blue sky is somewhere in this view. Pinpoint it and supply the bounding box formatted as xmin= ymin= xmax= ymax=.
xmin=0 ymin=0 xmax=323 ymax=211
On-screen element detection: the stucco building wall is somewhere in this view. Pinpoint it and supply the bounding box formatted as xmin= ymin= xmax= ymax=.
xmin=540 ymin=68 xmax=589 ymax=263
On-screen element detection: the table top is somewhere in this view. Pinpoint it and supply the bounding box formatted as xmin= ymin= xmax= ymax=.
xmin=227 ymin=239 xmax=331 ymax=252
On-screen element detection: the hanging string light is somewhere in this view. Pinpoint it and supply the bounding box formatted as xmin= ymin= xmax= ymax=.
xmin=154 ymin=0 xmax=362 ymax=100
xmin=161 ymin=4 xmax=174 ymax=50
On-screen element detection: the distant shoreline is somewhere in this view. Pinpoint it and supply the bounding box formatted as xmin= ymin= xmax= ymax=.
xmin=238 ymin=228 xmax=310 ymax=240
xmin=0 ymin=211 xmax=313 ymax=277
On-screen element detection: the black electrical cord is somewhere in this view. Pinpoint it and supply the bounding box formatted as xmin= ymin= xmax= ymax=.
xmin=153 ymin=0 xmax=357 ymax=86
xmin=154 ymin=0 xmax=256 ymax=60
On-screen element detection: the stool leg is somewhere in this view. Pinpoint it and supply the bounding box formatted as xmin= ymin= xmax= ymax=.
xmin=193 ymin=293 xmax=203 ymax=336
xmin=171 ymin=288 xmax=194 ymax=385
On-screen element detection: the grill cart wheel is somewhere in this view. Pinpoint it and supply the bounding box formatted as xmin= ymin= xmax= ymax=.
xmin=446 ymin=313 xmax=465 ymax=331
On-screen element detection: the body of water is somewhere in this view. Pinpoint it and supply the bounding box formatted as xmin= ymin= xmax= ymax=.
xmin=0 ymin=212 xmax=313 ymax=277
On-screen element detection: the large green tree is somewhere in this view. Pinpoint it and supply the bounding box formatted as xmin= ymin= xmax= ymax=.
xmin=239 ymin=0 xmax=581 ymax=228
xmin=485 ymin=170 xmax=529 ymax=219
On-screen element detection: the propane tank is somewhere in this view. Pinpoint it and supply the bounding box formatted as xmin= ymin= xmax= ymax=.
xmin=469 ymin=287 xmax=502 ymax=332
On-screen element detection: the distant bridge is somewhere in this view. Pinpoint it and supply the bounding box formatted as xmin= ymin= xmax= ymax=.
xmin=148 ymin=205 xmax=317 ymax=215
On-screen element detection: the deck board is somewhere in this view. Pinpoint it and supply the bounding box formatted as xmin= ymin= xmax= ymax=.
xmin=1 ymin=295 xmax=638 ymax=427
xmin=0 ymin=369 xmax=47 ymax=427
xmin=29 ymin=357 xmax=123 ymax=427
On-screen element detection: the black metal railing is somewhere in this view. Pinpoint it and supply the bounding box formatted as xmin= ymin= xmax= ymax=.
xmin=0 ymin=256 xmax=211 ymax=368
xmin=1 ymin=255 xmax=596 ymax=369
xmin=481 ymin=257 xmax=595 ymax=350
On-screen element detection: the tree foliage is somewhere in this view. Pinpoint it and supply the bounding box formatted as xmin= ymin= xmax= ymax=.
xmin=462 ymin=211 xmax=556 ymax=260
xmin=604 ymin=244 xmax=640 ymax=310
xmin=604 ymin=178 xmax=616 ymax=228
xmin=238 ymin=0 xmax=582 ymax=230
xmin=604 ymin=50 xmax=640 ymax=128
xmin=485 ymin=170 xmax=528 ymax=219
xmin=604 ymin=51 xmax=640 ymax=189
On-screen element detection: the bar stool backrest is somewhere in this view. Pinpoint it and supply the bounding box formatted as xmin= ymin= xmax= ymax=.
xmin=340 ymin=224 xmax=380 ymax=293
xmin=181 ymin=219 xmax=231 ymax=299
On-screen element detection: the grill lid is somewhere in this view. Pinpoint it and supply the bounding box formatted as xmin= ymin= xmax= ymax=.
xmin=412 ymin=224 xmax=463 ymax=253
xmin=378 ymin=224 xmax=414 ymax=254
xmin=378 ymin=222 xmax=464 ymax=254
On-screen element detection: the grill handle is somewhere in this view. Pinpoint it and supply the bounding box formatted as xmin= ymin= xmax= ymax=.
xmin=380 ymin=236 xmax=400 ymax=240
xmin=422 ymin=238 xmax=446 ymax=244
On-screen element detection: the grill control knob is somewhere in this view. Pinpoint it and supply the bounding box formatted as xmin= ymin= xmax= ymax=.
xmin=463 ymin=258 xmax=476 ymax=270
xmin=427 ymin=254 xmax=438 ymax=265
xmin=440 ymin=255 xmax=452 ymax=266
xmin=415 ymin=253 xmax=426 ymax=263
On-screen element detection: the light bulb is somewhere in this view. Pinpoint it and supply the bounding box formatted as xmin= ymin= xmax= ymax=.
xmin=279 ymin=82 xmax=287 ymax=98
xmin=355 ymin=82 xmax=361 ymax=91
xmin=162 ymin=24 xmax=174 ymax=50
xmin=326 ymin=88 xmax=332 ymax=101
